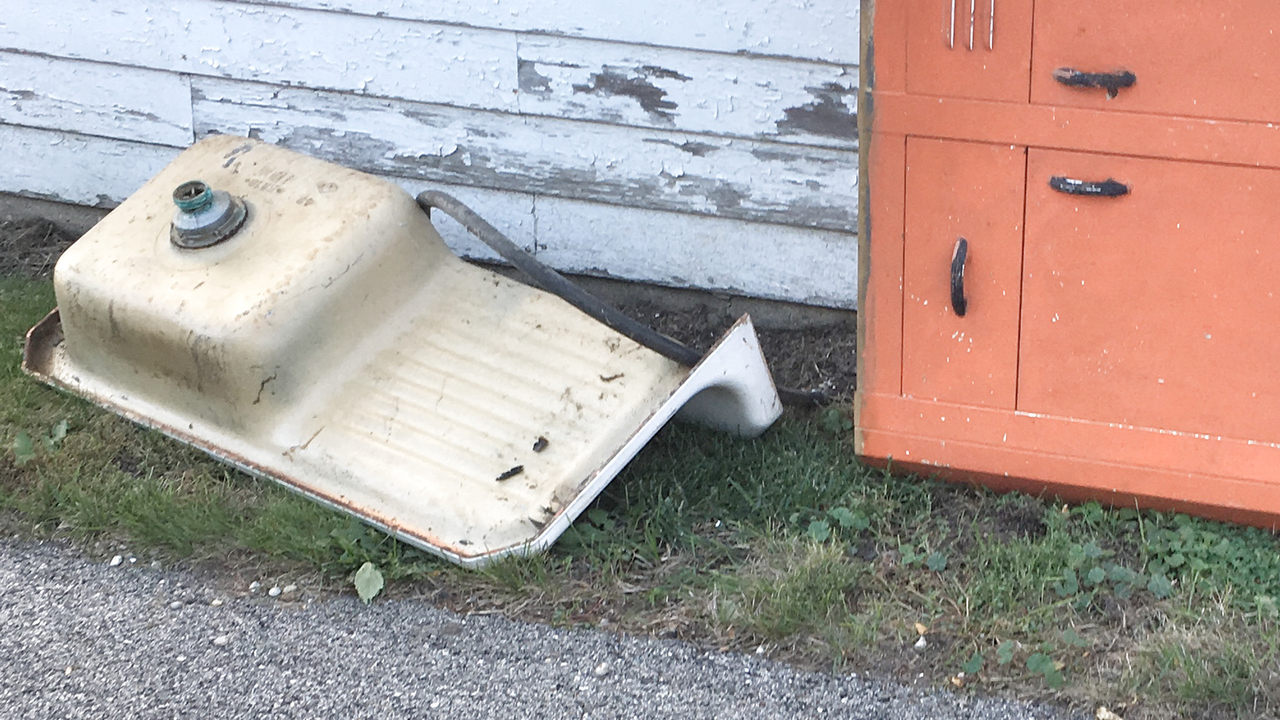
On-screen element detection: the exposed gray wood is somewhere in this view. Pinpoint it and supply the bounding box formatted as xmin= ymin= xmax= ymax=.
xmin=516 ymin=36 xmax=857 ymax=149
xmin=0 ymin=52 xmax=193 ymax=147
xmin=0 ymin=0 xmax=519 ymax=113
xmin=240 ymin=0 xmax=860 ymax=64
xmin=191 ymin=79 xmax=859 ymax=233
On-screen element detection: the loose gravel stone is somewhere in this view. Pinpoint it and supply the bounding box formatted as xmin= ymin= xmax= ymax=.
xmin=212 ymin=635 xmax=229 ymax=647
xmin=248 ymin=581 xmax=261 ymax=593
xmin=108 ymin=555 xmax=122 ymax=567
xmin=168 ymin=601 xmax=183 ymax=610
xmin=268 ymin=586 xmax=282 ymax=598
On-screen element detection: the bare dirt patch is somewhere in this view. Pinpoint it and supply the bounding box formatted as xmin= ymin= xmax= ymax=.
xmin=0 ymin=218 xmax=75 ymax=278
xmin=618 ymin=299 xmax=857 ymax=402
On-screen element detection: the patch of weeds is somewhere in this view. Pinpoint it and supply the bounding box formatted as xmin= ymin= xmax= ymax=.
xmin=1126 ymin=614 xmax=1280 ymax=717
xmin=715 ymin=540 xmax=864 ymax=646
xmin=1141 ymin=513 xmax=1280 ymax=612
xmin=1051 ymin=540 xmax=1145 ymax=606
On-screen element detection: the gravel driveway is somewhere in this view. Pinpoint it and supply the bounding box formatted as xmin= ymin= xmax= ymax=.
xmin=0 ymin=536 xmax=1083 ymax=719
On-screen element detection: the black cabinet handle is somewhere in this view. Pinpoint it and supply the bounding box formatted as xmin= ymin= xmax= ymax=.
xmin=950 ymin=238 xmax=968 ymax=318
xmin=1053 ymin=67 xmax=1136 ymax=99
xmin=1049 ymin=176 xmax=1130 ymax=197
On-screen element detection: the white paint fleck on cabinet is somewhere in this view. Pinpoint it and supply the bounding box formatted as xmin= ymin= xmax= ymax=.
xmin=0 ymin=52 xmax=193 ymax=147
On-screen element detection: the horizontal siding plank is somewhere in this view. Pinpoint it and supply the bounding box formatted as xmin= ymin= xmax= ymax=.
xmin=0 ymin=52 xmax=193 ymax=147
xmin=0 ymin=0 xmax=518 ymax=113
xmin=192 ymin=79 xmax=858 ymax=232
xmin=244 ymin=0 xmax=860 ymax=64
xmin=0 ymin=125 xmax=179 ymax=207
xmin=516 ymin=36 xmax=857 ymax=149
xmin=536 ymin=196 xmax=857 ymax=308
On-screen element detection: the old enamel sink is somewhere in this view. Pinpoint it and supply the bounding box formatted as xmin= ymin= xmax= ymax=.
xmin=22 ymin=136 xmax=781 ymax=567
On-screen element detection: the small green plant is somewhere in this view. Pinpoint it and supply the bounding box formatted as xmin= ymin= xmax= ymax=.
xmin=925 ymin=550 xmax=948 ymax=572
xmin=799 ymin=507 xmax=868 ymax=544
xmin=899 ymin=542 xmax=926 ymax=567
xmin=1051 ymin=540 xmax=1144 ymax=604
xmin=828 ymin=506 xmax=869 ymax=532
xmin=11 ymin=419 xmax=67 ymax=466
xmin=996 ymin=640 xmax=1016 ymax=665
xmin=818 ymin=405 xmax=853 ymax=435
xmin=1026 ymin=652 xmax=1066 ymax=689
xmin=807 ymin=519 xmax=832 ymax=542
xmin=12 ymin=430 xmax=34 ymax=466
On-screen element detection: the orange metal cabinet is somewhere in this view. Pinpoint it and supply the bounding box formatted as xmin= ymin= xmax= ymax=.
xmin=857 ymin=1 xmax=1280 ymax=528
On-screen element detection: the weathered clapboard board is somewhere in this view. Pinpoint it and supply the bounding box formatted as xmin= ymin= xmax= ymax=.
xmin=0 ymin=52 xmax=194 ymax=147
xmin=192 ymin=79 xmax=857 ymax=233
xmin=248 ymin=0 xmax=860 ymax=63
xmin=0 ymin=125 xmax=180 ymax=207
xmin=515 ymin=36 xmax=857 ymax=148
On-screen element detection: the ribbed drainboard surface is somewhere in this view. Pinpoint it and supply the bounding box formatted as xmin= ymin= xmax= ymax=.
xmin=300 ymin=272 xmax=685 ymax=554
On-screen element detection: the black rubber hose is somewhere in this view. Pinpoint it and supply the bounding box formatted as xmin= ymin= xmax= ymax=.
xmin=416 ymin=191 xmax=828 ymax=406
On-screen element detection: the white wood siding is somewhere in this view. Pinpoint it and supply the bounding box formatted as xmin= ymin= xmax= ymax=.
xmin=0 ymin=0 xmax=860 ymax=308
xmin=248 ymin=0 xmax=860 ymax=63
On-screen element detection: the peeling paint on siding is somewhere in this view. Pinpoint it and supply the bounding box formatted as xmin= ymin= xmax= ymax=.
xmin=0 ymin=0 xmax=520 ymax=113
xmin=192 ymin=79 xmax=859 ymax=233
xmin=517 ymin=59 xmax=554 ymax=94
xmin=572 ymin=65 xmax=689 ymax=123
xmin=777 ymin=82 xmax=859 ymax=141
xmin=0 ymin=125 xmax=178 ymax=206
xmin=0 ymin=52 xmax=194 ymax=147
xmin=516 ymin=35 xmax=859 ymax=149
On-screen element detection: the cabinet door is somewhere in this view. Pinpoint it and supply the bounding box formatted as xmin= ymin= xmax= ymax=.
xmin=1032 ymin=1 xmax=1280 ymax=123
xmin=1021 ymin=150 xmax=1280 ymax=441
xmin=906 ymin=0 xmax=1033 ymax=102
xmin=903 ymin=139 xmax=1026 ymax=408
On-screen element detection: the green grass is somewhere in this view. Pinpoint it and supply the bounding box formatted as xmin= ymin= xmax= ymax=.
xmin=3 ymin=276 xmax=1280 ymax=718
